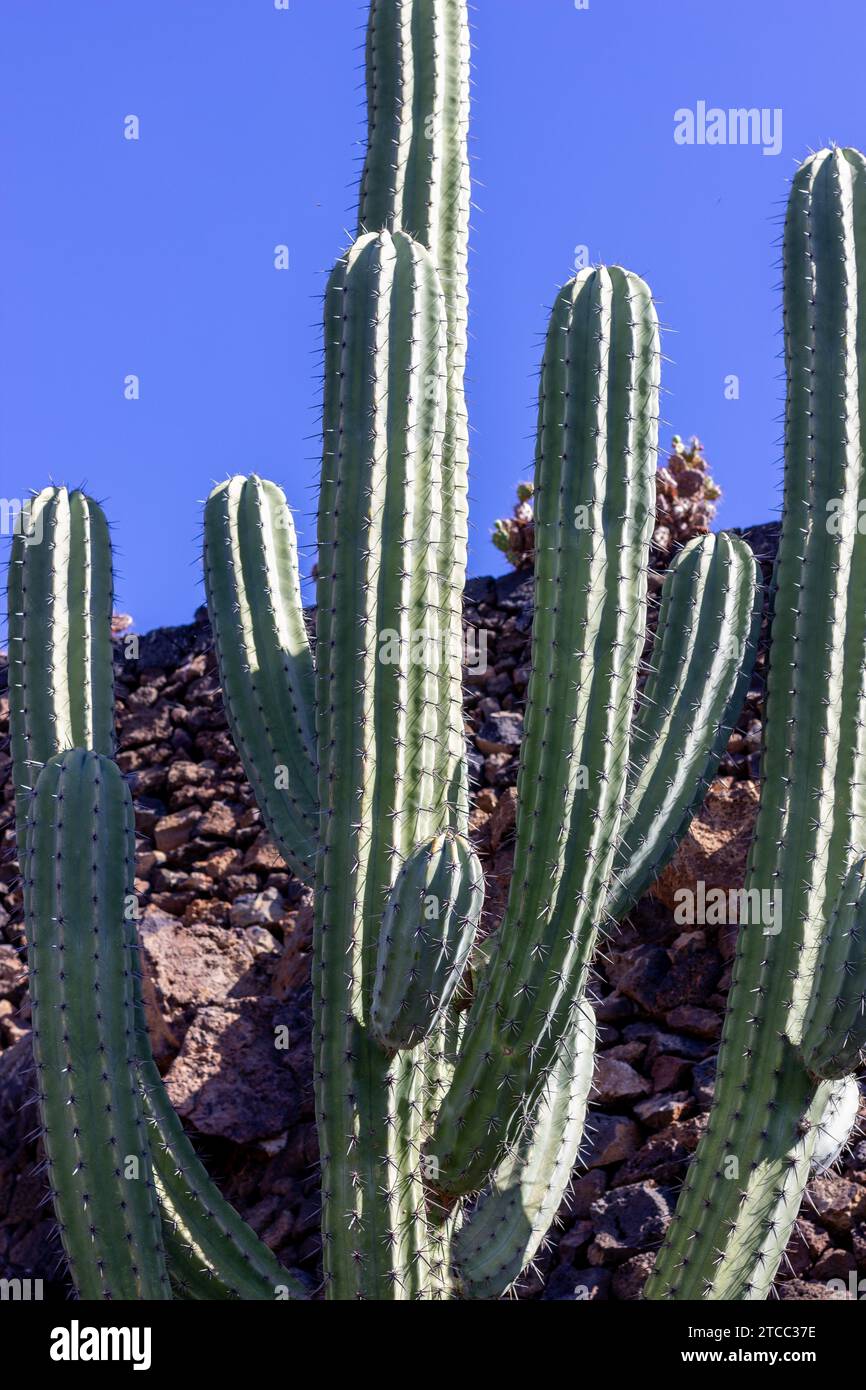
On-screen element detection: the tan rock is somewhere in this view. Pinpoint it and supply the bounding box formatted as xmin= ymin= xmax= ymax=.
xmin=153 ymin=806 xmax=201 ymax=852
xmin=271 ymin=905 xmax=315 ymax=998
xmin=651 ymin=777 xmax=759 ymax=911
xmin=489 ymin=786 xmax=517 ymax=851
xmin=138 ymin=905 xmax=278 ymax=1064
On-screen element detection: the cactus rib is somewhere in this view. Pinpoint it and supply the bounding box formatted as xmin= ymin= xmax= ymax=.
xmin=799 ymin=855 xmax=866 ymax=1080
xmin=453 ymin=1004 xmax=596 ymax=1300
xmin=204 ymin=475 xmax=319 ymax=883
xmin=25 ymin=750 xmax=170 ymax=1300
xmin=7 ymin=487 xmax=114 ymax=853
xmin=371 ymin=830 xmax=483 ymax=1050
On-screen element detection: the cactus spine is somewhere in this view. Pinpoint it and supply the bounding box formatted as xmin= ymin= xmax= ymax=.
xmin=647 ymin=147 xmax=866 ymax=1302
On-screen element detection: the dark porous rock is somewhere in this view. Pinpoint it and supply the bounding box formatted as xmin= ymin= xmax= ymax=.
xmin=583 ymin=1114 xmax=642 ymax=1168
xmin=811 ymin=1248 xmax=856 ymax=1282
xmin=664 ymin=1005 xmax=721 ymax=1040
xmin=633 ymin=1091 xmax=693 ymax=1131
xmin=691 ymin=1055 xmax=717 ymax=1108
xmin=592 ymin=1055 xmax=651 ymax=1105
xmin=650 ymin=1055 xmax=692 ymax=1092
xmin=778 ymin=1278 xmax=849 ymax=1301
xmin=612 ymin=1115 xmax=707 ymax=1188
xmin=555 ymin=1220 xmax=594 ymax=1263
xmin=475 ymin=711 xmax=524 ymax=755
xmin=0 ymin=945 xmax=26 ymax=1001
xmin=808 ymin=1175 xmax=866 ymax=1236
xmin=594 ymin=991 xmax=635 ymax=1025
xmin=588 ymin=1183 xmax=672 ymax=1264
xmin=542 ymin=1265 xmax=611 ymax=1301
xmin=165 ymin=993 xmax=312 ymax=1146
xmin=612 ymin=1251 xmax=656 ymax=1300
xmin=131 ymin=616 xmax=211 ymax=672
xmin=569 ymin=1167 xmax=607 ymax=1216
xmin=610 ymin=936 xmax=722 ymax=1020
xmin=623 ymin=1023 xmax=711 ymax=1064
xmin=0 ymin=1036 xmax=61 ymax=1288
xmin=139 ymin=906 xmax=280 ymax=1063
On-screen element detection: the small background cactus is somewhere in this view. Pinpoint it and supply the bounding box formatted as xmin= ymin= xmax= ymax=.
xmin=492 ymin=434 xmax=722 ymax=575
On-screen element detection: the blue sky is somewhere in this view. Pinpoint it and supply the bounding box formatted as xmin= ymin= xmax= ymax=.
xmin=2 ymin=0 xmax=864 ymax=631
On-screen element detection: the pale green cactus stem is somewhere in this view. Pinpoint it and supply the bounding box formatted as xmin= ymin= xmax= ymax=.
xmin=431 ymin=265 xmax=660 ymax=1197
xmin=7 ymin=487 xmax=115 ymax=852
xmin=647 ymin=146 xmax=866 ymax=1303
xmin=313 ymin=226 xmax=458 ymax=1299
xmin=800 ymin=856 xmax=866 ymax=1079
xmin=609 ymin=530 xmax=762 ymax=918
xmin=359 ymin=0 xmax=471 ymax=826
xmin=453 ymin=1004 xmax=596 ymax=1300
xmin=25 ymin=750 xmax=170 ymax=1300
xmin=203 ymin=476 xmax=318 ymax=883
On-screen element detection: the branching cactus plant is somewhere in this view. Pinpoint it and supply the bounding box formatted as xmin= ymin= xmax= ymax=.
xmin=647 ymin=146 xmax=866 ymax=1302
xmin=7 ymin=0 xmax=765 ymax=1301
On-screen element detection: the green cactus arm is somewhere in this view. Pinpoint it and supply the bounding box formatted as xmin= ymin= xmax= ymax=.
xmin=140 ymin=1076 xmax=307 ymax=1300
xmin=453 ymin=1004 xmax=595 ymax=1300
xmin=118 ymin=770 xmax=308 ymax=1301
xmin=25 ymin=750 xmax=170 ymax=1300
xmin=7 ymin=487 xmax=115 ymax=853
xmin=432 ymin=266 xmax=658 ymax=1196
xmin=157 ymin=1193 xmax=239 ymax=1301
xmin=204 ymin=474 xmax=319 ymax=884
xmin=647 ymin=146 xmax=866 ymax=1303
xmin=315 ymin=228 xmax=451 ymax=1299
xmin=607 ymin=532 xmax=761 ymax=918
xmin=799 ymin=855 xmax=866 ymax=1079
xmin=371 ymin=830 xmax=483 ymax=1049
xmin=359 ymin=0 xmax=471 ymax=827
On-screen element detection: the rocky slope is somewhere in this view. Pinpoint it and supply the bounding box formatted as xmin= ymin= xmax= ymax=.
xmin=1 ymin=523 xmax=864 ymax=1301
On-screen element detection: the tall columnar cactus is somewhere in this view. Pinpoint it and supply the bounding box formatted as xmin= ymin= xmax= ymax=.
xmin=359 ymin=0 xmax=471 ymax=829
xmin=8 ymin=490 xmax=307 ymax=1301
xmin=647 ymin=146 xmax=866 ymax=1302
xmin=11 ymin=0 xmax=769 ymax=1302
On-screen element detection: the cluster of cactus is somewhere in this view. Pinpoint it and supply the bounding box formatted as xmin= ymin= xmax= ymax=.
xmin=491 ymin=482 xmax=535 ymax=571
xmin=653 ymin=434 xmax=721 ymax=563
xmin=5 ymin=0 xmax=866 ymax=1303
xmin=492 ymin=434 xmax=722 ymax=574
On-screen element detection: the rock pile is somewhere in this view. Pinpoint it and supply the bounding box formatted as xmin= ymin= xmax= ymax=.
xmin=1 ymin=531 xmax=864 ymax=1300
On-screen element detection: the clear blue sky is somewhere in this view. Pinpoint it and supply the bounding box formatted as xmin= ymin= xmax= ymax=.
xmin=2 ymin=0 xmax=864 ymax=631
